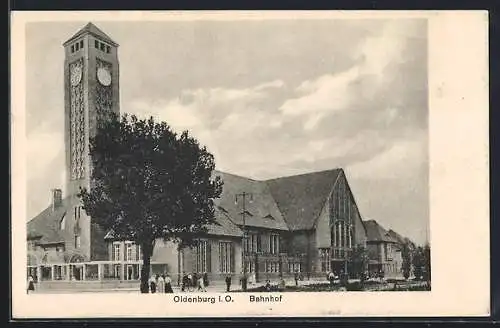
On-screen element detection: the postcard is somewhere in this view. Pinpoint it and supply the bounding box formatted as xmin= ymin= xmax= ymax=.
xmin=11 ymin=10 xmax=489 ymax=318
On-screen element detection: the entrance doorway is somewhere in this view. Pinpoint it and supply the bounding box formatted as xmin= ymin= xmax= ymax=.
xmin=72 ymin=265 xmax=83 ymax=280
xmin=126 ymin=265 xmax=134 ymax=280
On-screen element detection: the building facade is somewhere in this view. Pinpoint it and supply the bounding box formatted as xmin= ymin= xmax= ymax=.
xmin=364 ymin=220 xmax=404 ymax=279
xmin=27 ymin=22 xmax=409 ymax=285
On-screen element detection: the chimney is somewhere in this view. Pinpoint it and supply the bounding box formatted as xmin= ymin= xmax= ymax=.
xmin=52 ymin=189 xmax=63 ymax=210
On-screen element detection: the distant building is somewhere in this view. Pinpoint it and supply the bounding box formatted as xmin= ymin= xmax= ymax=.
xmin=363 ymin=220 xmax=405 ymax=279
xmin=26 ymin=22 xmax=409 ymax=285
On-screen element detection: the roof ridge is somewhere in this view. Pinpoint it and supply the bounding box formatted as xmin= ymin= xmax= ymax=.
xmin=63 ymin=22 xmax=118 ymax=47
xmin=264 ymin=167 xmax=342 ymax=182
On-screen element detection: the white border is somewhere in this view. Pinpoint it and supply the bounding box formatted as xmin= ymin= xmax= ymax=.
xmin=11 ymin=11 xmax=490 ymax=318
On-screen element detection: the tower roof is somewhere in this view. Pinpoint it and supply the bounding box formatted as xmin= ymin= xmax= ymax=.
xmin=63 ymin=22 xmax=118 ymax=47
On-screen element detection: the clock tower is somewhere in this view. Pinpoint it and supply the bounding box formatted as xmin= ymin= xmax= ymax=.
xmin=63 ymin=22 xmax=120 ymax=198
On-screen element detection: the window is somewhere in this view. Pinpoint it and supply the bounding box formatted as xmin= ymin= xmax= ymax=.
xmin=319 ymin=248 xmax=330 ymax=272
xmin=95 ymin=40 xmax=99 ymax=49
xmin=125 ymin=242 xmax=133 ymax=262
xmin=100 ymin=42 xmax=105 ymax=51
xmin=75 ymin=42 xmax=79 ymax=51
xmin=270 ymin=234 xmax=280 ymax=254
xmin=59 ymin=215 xmax=66 ymax=230
xmin=113 ymin=242 xmax=121 ymax=261
xmin=136 ymin=244 xmax=142 ymax=261
xmin=74 ymin=235 xmax=81 ymax=248
xmin=74 ymin=207 xmax=77 ymax=220
xmin=79 ymin=40 xmax=83 ymax=49
xmin=266 ymin=261 xmax=279 ymax=273
xmin=219 ymin=242 xmax=233 ymax=273
xmin=78 ymin=206 xmax=81 ymax=219
xmin=289 ymin=262 xmax=301 ymax=273
xmin=106 ymin=45 xmax=111 ymax=53
xmin=386 ymin=244 xmax=393 ymax=261
xmin=196 ymin=240 xmax=210 ymax=273
xmin=71 ymin=45 xmax=75 ymax=53
xmin=244 ymin=261 xmax=255 ymax=273
xmin=244 ymin=233 xmax=260 ymax=253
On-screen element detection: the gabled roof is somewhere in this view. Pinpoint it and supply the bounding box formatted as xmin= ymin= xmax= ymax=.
xmin=104 ymin=207 xmax=243 ymax=241
xmin=27 ymin=196 xmax=76 ymax=245
xmin=387 ymin=229 xmax=406 ymax=244
xmin=214 ymin=171 xmax=289 ymax=231
xmin=63 ymin=22 xmax=118 ymax=47
xmin=266 ymin=169 xmax=342 ymax=230
xmin=363 ymin=219 xmax=401 ymax=244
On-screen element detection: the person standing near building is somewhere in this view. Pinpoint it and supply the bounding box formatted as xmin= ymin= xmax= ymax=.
xmin=294 ymin=270 xmax=299 ymax=287
xmin=149 ymin=275 xmax=157 ymax=294
xmin=225 ymin=274 xmax=232 ymax=292
xmin=203 ymin=272 xmax=209 ymax=288
xmin=157 ymin=274 xmax=165 ymax=294
xmin=187 ymin=272 xmax=193 ymax=292
xmin=328 ymin=271 xmax=335 ymax=287
xmin=181 ymin=272 xmax=188 ymax=292
xmin=27 ymin=275 xmax=35 ymax=294
xmin=164 ymin=273 xmax=174 ymax=293
xmin=197 ymin=274 xmax=205 ymax=292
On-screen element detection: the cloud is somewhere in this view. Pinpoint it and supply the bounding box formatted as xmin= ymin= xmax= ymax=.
xmin=347 ymin=131 xmax=428 ymax=180
xmin=278 ymin=20 xmax=423 ymax=131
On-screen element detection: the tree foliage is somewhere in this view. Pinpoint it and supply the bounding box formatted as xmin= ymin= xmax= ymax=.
xmin=401 ymin=241 xmax=413 ymax=280
xmin=79 ymin=113 xmax=223 ymax=292
xmin=348 ymin=244 xmax=369 ymax=281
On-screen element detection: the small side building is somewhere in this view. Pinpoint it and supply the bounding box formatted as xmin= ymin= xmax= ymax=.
xmin=364 ymin=219 xmax=405 ymax=279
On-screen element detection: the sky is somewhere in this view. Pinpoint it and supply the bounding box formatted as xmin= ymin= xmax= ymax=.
xmin=25 ymin=18 xmax=429 ymax=245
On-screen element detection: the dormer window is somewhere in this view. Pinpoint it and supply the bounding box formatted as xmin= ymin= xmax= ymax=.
xmin=239 ymin=210 xmax=253 ymax=217
xmin=264 ymin=214 xmax=275 ymax=220
xmin=59 ymin=214 xmax=66 ymax=230
xmin=71 ymin=45 xmax=75 ymax=53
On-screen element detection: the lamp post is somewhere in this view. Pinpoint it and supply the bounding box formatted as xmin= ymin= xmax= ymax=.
xmin=235 ymin=192 xmax=253 ymax=286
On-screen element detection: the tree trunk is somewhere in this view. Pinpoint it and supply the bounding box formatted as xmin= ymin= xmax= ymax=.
xmin=140 ymin=241 xmax=154 ymax=293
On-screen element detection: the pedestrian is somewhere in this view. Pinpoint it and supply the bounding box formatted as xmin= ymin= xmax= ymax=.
xmin=328 ymin=271 xmax=335 ymax=287
xmin=149 ymin=275 xmax=157 ymax=294
xmin=203 ymin=272 xmax=209 ymax=288
xmin=157 ymin=274 xmax=165 ymax=294
xmin=294 ymin=270 xmax=299 ymax=287
xmin=240 ymin=272 xmax=248 ymax=292
xmin=181 ymin=272 xmax=188 ymax=292
xmin=225 ymin=274 xmax=232 ymax=292
xmin=265 ymin=280 xmax=271 ymax=292
xmin=187 ymin=273 xmax=193 ymax=292
xmin=164 ymin=273 xmax=174 ymax=293
xmin=27 ymin=275 xmax=35 ymax=294
xmin=198 ymin=274 xmax=206 ymax=292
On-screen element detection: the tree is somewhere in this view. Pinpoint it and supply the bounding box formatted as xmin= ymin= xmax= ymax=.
xmin=401 ymin=241 xmax=412 ymax=280
xmin=412 ymin=246 xmax=425 ymax=280
xmin=79 ymin=113 xmax=223 ymax=293
xmin=423 ymin=243 xmax=431 ymax=283
xmin=348 ymin=244 xmax=369 ymax=282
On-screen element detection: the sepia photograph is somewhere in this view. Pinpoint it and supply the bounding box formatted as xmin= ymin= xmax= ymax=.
xmin=11 ymin=11 xmax=489 ymax=318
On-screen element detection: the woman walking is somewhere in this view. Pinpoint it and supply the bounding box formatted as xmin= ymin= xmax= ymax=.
xmin=149 ymin=275 xmax=157 ymax=294
xmin=157 ymin=274 xmax=165 ymax=294
xmin=27 ymin=275 xmax=35 ymax=294
xmin=164 ymin=273 xmax=174 ymax=293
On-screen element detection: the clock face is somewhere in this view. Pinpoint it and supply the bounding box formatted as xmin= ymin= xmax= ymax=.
xmin=70 ymin=66 xmax=82 ymax=86
xmin=97 ymin=67 xmax=112 ymax=86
